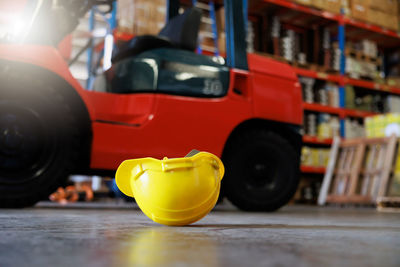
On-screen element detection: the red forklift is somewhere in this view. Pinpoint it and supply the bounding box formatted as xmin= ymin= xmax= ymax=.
xmin=0 ymin=0 xmax=303 ymax=211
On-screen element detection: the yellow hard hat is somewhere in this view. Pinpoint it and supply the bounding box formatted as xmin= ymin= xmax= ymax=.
xmin=116 ymin=150 xmax=224 ymax=226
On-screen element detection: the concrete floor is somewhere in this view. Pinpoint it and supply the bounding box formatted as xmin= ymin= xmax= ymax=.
xmin=0 ymin=204 xmax=399 ymax=267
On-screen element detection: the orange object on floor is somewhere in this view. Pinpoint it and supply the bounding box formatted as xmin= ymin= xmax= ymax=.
xmin=49 ymin=184 xmax=94 ymax=204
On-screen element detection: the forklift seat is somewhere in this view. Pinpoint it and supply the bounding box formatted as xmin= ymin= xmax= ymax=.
xmin=112 ymin=8 xmax=202 ymax=63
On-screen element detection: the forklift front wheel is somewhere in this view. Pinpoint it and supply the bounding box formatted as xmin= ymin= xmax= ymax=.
xmin=223 ymin=130 xmax=300 ymax=211
xmin=0 ymin=72 xmax=79 ymax=208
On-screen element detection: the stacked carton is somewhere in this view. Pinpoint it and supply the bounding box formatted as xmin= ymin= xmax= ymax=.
xmin=292 ymin=0 xmax=347 ymax=13
xmin=117 ymin=0 xmax=166 ymax=36
xmin=216 ymin=7 xmax=226 ymax=54
xmin=350 ymin=0 xmax=399 ymax=31
xmin=311 ymin=0 xmax=348 ymax=14
xmin=292 ymin=0 xmax=398 ymax=31
xmin=293 ymin=0 xmax=312 ymax=7
xmin=368 ymin=0 xmax=398 ymax=31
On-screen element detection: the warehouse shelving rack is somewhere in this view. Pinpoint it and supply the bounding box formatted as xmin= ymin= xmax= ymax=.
xmin=248 ymin=0 xmax=400 ymax=175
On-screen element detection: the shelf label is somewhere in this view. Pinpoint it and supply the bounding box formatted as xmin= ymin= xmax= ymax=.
xmin=317 ymin=72 xmax=328 ymax=79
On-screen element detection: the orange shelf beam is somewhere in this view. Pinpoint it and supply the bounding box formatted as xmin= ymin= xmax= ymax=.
xmin=294 ymin=67 xmax=341 ymax=83
xmin=260 ymin=0 xmax=341 ymax=22
xmin=301 ymin=166 xmax=326 ymax=174
xmin=343 ymin=17 xmax=400 ymax=40
xmin=302 ymin=135 xmax=333 ymax=145
xmin=303 ymin=102 xmax=342 ymax=115
xmin=343 ymin=109 xmax=377 ymax=118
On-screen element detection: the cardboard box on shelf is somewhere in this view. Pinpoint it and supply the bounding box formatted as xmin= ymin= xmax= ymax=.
xmin=367 ymin=8 xmax=398 ymax=31
xmin=218 ymin=32 xmax=226 ymax=54
xmin=350 ymin=0 xmax=369 ymax=22
xmin=324 ymin=0 xmax=343 ymax=14
xmin=312 ymin=0 xmax=349 ymax=14
xmin=312 ymin=0 xmax=324 ymax=10
xmin=367 ymin=8 xmax=384 ymax=27
xmin=384 ymin=14 xmax=399 ymax=31
xmin=293 ymin=0 xmax=312 ymax=6
xmin=369 ymin=0 xmax=398 ymax=16
xmin=216 ymin=7 xmax=225 ymax=33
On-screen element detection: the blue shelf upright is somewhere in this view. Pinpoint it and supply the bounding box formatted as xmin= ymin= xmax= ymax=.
xmin=86 ymin=1 xmax=118 ymax=90
xmin=86 ymin=9 xmax=95 ymax=90
xmin=338 ymin=10 xmax=346 ymax=138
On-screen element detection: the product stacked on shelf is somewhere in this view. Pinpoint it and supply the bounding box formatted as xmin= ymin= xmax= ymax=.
xmin=365 ymin=113 xmax=400 ymax=138
xmin=345 ymin=40 xmax=381 ymax=80
xmin=387 ymin=50 xmax=400 ymax=88
xmin=300 ymin=77 xmax=339 ymax=106
xmin=281 ymin=29 xmax=296 ymax=62
xmin=301 ymin=146 xmax=330 ymax=168
xmin=386 ymin=96 xmax=400 ymax=113
xmin=247 ymin=21 xmax=255 ymax=53
xmin=304 ymin=113 xmax=340 ymax=138
xmin=344 ymin=118 xmax=364 ymax=138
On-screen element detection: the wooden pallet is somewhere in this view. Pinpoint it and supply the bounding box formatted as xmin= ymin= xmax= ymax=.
xmin=318 ymin=135 xmax=398 ymax=205
xmin=376 ymin=139 xmax=400 ymax=212
xmin=377 ymin=197 xmax=400 ymax=212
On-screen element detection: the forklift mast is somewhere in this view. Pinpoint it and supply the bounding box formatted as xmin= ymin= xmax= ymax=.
xmin=167 ymin=0 xmax=248 ymax=70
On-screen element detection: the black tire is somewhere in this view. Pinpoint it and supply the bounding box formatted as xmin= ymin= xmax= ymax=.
xmin=223 ymin=130 xmax=300 ymax=211
xmin=0 ymin=70 xmax=80 ymax=208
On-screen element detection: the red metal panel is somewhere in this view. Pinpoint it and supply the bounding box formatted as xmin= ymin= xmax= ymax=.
xmin=90 ymin=90 xmax=254 ymax=170
xmin=85 ymin=91 xmax=157 ymax=126
xmin=248 ymin=53 xmax=302 ymax=125
xmin=0 ymin=44 xmax=95 ymax=118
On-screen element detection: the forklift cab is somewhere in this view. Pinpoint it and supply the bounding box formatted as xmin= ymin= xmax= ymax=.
xmin=94 ymin=0 xmax=247 ymax=98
